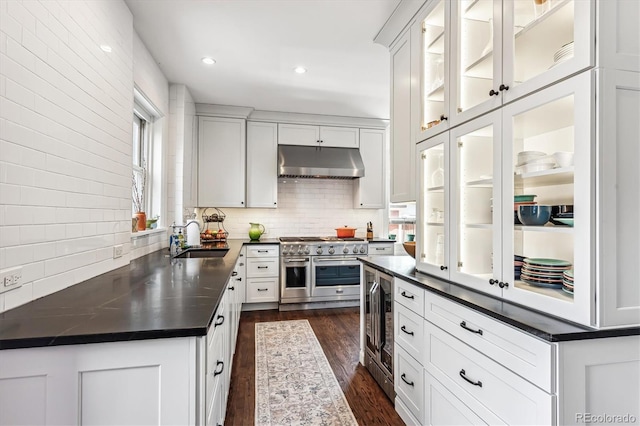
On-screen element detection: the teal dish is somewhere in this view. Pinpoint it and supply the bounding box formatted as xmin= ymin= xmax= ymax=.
xmin=554 ymin=218 xmax=574 ymax=227
xmin=514 ymin=194 xmax=537 ymax=202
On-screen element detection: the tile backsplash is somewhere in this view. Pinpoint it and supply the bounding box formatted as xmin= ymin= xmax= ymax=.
xmin=197 ymin=179 xmax=384 ymax=239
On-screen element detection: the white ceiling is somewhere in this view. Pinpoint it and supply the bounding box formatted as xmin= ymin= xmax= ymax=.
xmin=125 ymin=0 xmax=400 ymax=120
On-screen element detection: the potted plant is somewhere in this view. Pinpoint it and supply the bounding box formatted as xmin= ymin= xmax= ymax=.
xmin=132 ymin=169 xmax=146 ymax=232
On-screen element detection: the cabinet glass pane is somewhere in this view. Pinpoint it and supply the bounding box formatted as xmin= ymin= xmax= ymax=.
xmin=422 ymin=0 xmax=447 ymax=131
xmin=511 ymin=93 xmax=575 ymax=302
xmin=455 ymin=125 xmax=495 ymax=280
xmin=421 ymin=144 xmax=446 ymax=266
xmin=511 ymin=0 xmax=575 ymax=88
xmin=456 ymin=0 xmax=498 ymax=113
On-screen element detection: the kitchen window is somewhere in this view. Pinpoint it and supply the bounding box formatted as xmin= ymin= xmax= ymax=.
xmin=132 ymin=89 xmax=162 ymax=226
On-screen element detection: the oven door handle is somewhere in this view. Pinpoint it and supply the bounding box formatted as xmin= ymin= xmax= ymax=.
xmin=284 ymin=258 xmax=309 ymax=263
xmin=314 ymin=257 xmax=359 ymax=262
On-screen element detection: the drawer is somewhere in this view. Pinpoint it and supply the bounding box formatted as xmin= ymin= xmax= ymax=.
xmin=246 ymin=258 xmax=279 ymax=278
xmin=394 ymin=278 xmax=425 ymax=315
xmin=424 ymin=321 xmax=555 ymax=426
xmin=423 ymin=292 xmax=554 ymax=392
xmin=424 ymin=370 xmax=490 ymax=426
xmin=246 ymin=245 xmax=279 ymax=258
xmin=369 ymin=244 xmax=394 ymax=255
xmin=395 ymin=344 xmax=424 ymax=423
xmin=207 ymin=292 xmax=226 ymax=347
xmin=395 ymin=302 xmax=425 ymax=361
xmin=246 ymin=277 xmax=279 ymax=303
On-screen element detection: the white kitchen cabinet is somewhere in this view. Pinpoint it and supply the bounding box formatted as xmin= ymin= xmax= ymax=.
xmin=416 ymin=132 xmax=450 ymax=280
xmin=277 ymin=123 xmax=359 ymax=148
xmin=355 ymin=128 xmax=386 ymax=208
xmin=423 ymin=370 xmax=488 ymax=426
xmin=369 ymin=242 xmax=395 ymax=256
xmin=198 ymin=116 xmax=246 ymax=208
xmin=390 ymin=28 xmax=416 ymax=203
xmin=247 ymin=121 xmax=278 ymax=208
xmin=245 ymin=245 xmax=279 ymax=304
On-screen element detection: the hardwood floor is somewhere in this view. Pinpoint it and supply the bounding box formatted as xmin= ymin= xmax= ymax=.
xmin=225 ymin=307 xmax=405 ymax=425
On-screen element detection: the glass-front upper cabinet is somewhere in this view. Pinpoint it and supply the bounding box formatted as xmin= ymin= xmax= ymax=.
xmin=451 ymin=0 xmax=594 ymax=126
xmin=501 ymin=71 xmax=592 ymax=325
xmin=416 ymin=133 xmax=450 ymax=279
xmin=413 ymin=0 xmax=451 ymax=142
xmin=449 ymin=111 xmax=502 ymax=297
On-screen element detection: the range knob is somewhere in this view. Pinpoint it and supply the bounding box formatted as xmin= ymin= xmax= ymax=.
xmin=304 ymin=248 xmax=310 ymax=255
xmin=297 ymin=246 xmax=303 ymax=255
xmin=282 ymin=245 xmax=290 ymax=255
xmin=316 ymin=247 xmax=323 ymax=255
xmin=359 ymin=246 xmax=366 ymax=254
xmin=328 ymin=247 xmax=335 ymax=255
xmin=343 ymin=247 xmax=349 ymax=254
xmin=353 ymin=247 xmax=358 ymax=253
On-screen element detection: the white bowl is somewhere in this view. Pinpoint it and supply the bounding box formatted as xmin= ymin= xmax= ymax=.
xmin=553 ymin=151 xmax=574 ymax=168
xmin=517 ymin=151 xmax=547 ymax=164
xmin=516 ymin=162 xmax=555 ymax=174
xmin=516 ymin=155 xmax=555 ymax=167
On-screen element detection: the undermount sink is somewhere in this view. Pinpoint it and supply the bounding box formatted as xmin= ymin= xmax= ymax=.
xmin=174 ymin=248 xmax=229 ymax=258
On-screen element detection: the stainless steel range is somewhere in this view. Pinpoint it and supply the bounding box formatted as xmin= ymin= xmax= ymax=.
xmin=279 ymin=237 xmax=368 ymax=304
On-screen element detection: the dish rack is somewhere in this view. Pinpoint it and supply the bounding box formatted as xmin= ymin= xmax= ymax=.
xmin=200 ymin=208 xmax=228 ymax=242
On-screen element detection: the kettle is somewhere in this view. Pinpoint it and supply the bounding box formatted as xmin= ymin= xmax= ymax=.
xmin=249 ymin=223 xmax=266 ymax=240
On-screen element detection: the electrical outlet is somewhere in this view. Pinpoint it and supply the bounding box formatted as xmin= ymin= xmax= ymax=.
xmin=113 ymin=244 xmax=124 ymax=259
xmin=0 ymin=266 xmax=23 ymax=294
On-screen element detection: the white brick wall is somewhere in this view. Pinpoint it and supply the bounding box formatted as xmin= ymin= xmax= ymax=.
xmin=0 ymin=0 xmax=156 ymax=312
xmin=196 ymin=179 xmax=385 ymax=239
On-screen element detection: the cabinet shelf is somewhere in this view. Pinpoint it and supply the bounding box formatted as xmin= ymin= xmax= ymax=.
xmin=426 ymin=222 xmax=445 ymax=227
xmin=426 ymin=185 xmax=445 ymax=192
xmin=464 ymin=223 xmax=493 ymax=229
xmin=426 ymin=83 xmax=445 ymax=101
xmin=514 ymin=0 xmax=573 ymax=44
xmin=514 ymin=166 xmax=574 ymax=187
xmin=426 ymin=28 xmax=445 ymax=54
xmin=465 ymin=177 xmax=493 ymax=187
xmin=514 ymin=280 xmax=573 ymax=302
xmin=463 ymin=0 xmax=492 ymax=22
xmin=464 ymin=51 xmax=493 ymax=79
xmin=514 ymin=224 xmax=573 ymax=233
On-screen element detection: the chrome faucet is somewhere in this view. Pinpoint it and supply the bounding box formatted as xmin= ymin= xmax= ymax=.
xmin=170 ymin=221 xmax=201 ymax=256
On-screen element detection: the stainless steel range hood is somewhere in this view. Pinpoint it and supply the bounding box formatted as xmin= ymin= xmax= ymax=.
xmin=278 ymin=145 xmax=365 ymax=179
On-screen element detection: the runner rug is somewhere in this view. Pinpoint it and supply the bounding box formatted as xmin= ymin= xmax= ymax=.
xmin=255 ymin=319 xmax=358 ymax=425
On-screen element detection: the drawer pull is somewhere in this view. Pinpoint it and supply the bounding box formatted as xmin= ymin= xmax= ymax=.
xmin=257 ymin=250 xmax=269 ymax=253
xmin=257 ymin=266 xmax=269 ymax=269
xmin=460 ymin=321 xmax=483 ymax=335
xmin=232 ymin=271 xmax=238 ymax=276
xmin=336 ymin=289 xmax=344 ymax=294
xmin=257 ymin=288 xmax=268 ymax=292
xmin=400 ymin=291 xmax=415 ymax=300
xmin=375 ymin=247 xmax=385 ymax=250
xmin=228 ymin=286 xmax=235 ymax=291
xmin=213 ymin=361 xmax=224 ymax=376
xmin=400 ymin=373 xmax=414 ymax=387
xmin=459 ymin=369 xmax=482 ymax=387
xmin=400 ymin=325 xmax=414 ymax=336
xmin=214 ymin=315 xmax=224 ymax=327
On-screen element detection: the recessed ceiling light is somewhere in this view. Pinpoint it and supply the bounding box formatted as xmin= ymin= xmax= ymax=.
xmin=202 ymin=57 xmax=216 ymax=65
xmin=100 ymin=45 xmax=112 ymax=53
xmin=294 ymin=66 xmax=307 ymax=74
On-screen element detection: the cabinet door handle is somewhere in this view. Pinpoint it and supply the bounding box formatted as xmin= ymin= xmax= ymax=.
xmin=499 ymin=281 xmax=509 ymax=289
xmin=459 ymin=369 xmax=482 ymax=387
xmin=460 ymin=321 xmax=483 ymax=335
xmin=213 ymin=361 xmax=224 ymax=376
xmin=400 ymin=325 xmax=414 ymax=336
xmin=239 ymin=263 xmax=244 ymax=266
xmin=499 ymin=84 xmax=509 ymax=91
xmin=400 ymin=373 xmax=414 ymax=387
xmin=489 ymin=278 xmax=498 ymax=285
xmin=401 ymin=291 xmax=414 ymax=299
xmin=257 ymin=266 xmax=269 ymax=269
xmin=440 ymin=265 xmax=448 ymax=271
xmin=232 ymin=271 xmax=238 ymax=276
xmin=228 ymin=286 xmax=235 ymax=291
xmin=257 ymin=288 xmax=268 ymax=292
xmin=214 ymin=315 xmax=224 ymax=327
xmin=489 ymin=89 xmax=500 ymax=96
xmin=439 ymin=114 xmax=448 ymax=121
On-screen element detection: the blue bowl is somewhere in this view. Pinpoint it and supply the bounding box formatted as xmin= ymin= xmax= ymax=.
xmin=518 ymin=205 xmax=551 ymax=226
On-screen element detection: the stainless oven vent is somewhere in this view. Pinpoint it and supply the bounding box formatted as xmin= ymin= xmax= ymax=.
xmin=278 ymin=145 xmax=365 ymax=179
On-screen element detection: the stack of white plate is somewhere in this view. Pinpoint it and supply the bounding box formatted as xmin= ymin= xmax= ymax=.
xmin=520 ymin=258 xmax=572 ymax=289
xmin=552 ymin=42 xmax=574 ymax=66
xmin=515 ymin=151 xmax=555 ymax=174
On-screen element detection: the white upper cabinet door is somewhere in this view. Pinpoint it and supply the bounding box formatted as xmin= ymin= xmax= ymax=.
xmin=277 ymin=123 xmax=320 ymax=146
xmin=319 ymin=126 xmax=360 ymax=148
xmin=355 ymin=128 xmax=385 ymax=209
xmin=198 ymin=117 xmax=246 ymax=208
xmin=597 ymin=69 xmax=640 ymax=327
xmin=391 ymin=28 xmax=416 ymax=203
xmin=247 ymin=122 xmax=278 ymax=208
xmin=597 ymin=0 xmax=640 ymax=72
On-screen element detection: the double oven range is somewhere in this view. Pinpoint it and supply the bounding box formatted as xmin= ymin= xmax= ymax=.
xmin=279 ymin=237 xmax=368 ymax=304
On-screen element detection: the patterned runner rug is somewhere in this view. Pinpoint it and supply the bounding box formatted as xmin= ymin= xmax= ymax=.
xmin=255 ymin=319 xmax=358 ymax=425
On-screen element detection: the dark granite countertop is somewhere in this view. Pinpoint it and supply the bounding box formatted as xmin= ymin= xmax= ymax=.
xmin=0 ymin=239 xmax=267 ymax=350
xmin=360 ymin=255 xmax=640 ymax=342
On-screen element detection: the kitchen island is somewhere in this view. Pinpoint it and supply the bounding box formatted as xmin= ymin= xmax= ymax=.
xmin=0 ymin=239 xmax=277 ymax=426
xmin=360 ymin=255 xmax=640 ymax=425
